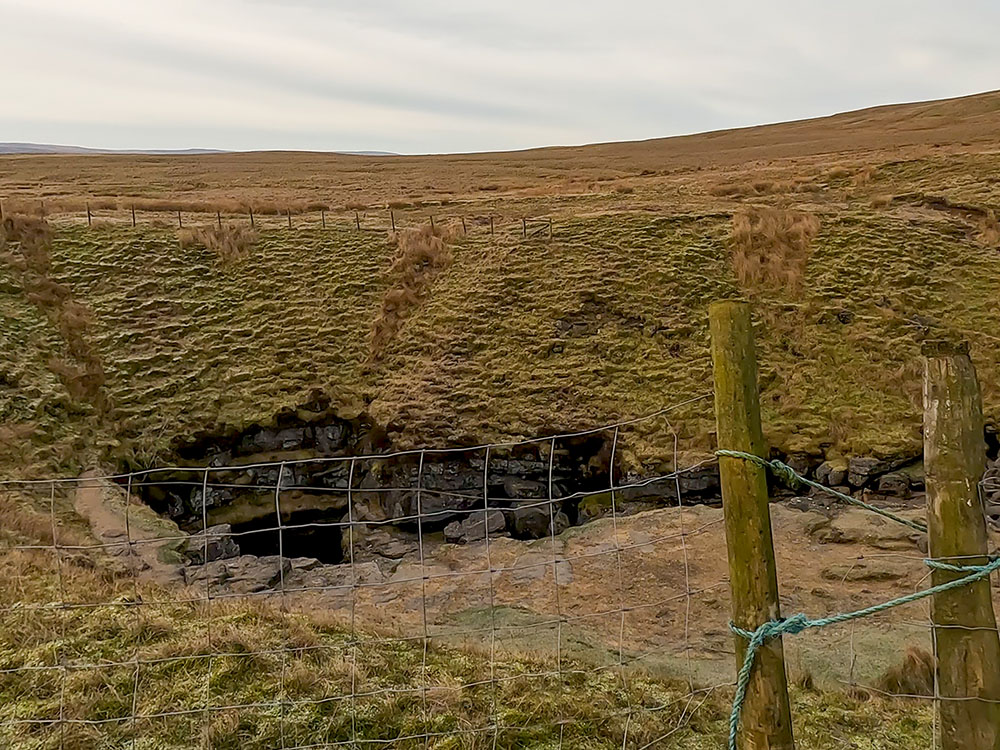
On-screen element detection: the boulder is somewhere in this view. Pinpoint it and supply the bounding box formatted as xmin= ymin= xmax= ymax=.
xmin=877 ymin=472 xmax=911 ymax=498
xmin=348 ymin=524 xmax=419 ymax=560
xmin=785 ymin=454 xmax=816 ymax=478
xmin=847 ymin=457 xmax=884 ymax=488
xmin=816 ymin=459 xmax=848 ymax=487
xmin=847 ymin=455 xmax=917 ymax=488
xmin=183 ymin=524 xmax=240 ymax=564
xmin=506 ymin=503 xmax=570 ymax=539
xmin=184 ymin=554 xmax=291 ymax=594
xmin=444 ymin=510 xmax=506 ymax=544
xmin=809 ymin=508 xmax=925 ymax=550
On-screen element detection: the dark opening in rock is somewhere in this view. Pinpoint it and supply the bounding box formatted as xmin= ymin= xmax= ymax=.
xmin=230 ymin=510 xmax=344 ymax=564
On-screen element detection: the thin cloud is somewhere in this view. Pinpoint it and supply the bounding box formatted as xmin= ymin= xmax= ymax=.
xmin=1 ymin=0 xmax=998 ymax=153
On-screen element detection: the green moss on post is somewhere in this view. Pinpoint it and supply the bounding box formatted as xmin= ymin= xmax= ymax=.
xmin=709 ymin=300 xmax=795 ymax=750
xmin=923 ymin=340 xmax=1000 ymax=750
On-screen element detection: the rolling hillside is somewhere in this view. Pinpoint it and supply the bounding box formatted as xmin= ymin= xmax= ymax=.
xmin=3 ymin=90 xmax=1000 ymax=475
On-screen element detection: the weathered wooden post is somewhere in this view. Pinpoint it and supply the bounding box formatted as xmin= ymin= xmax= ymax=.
xmin=177 ymin=210 xmax=182 ymax=228
xmin=461 ymin=216 xmax=467 ymax=234
xmin=522 ymin=217 xmax=526 ymax=237
xmin=287 ymin=210 xmax=292 ymax=229
xmin=923 ymin=339 xmax=1000 ymax=750
xmin=429 ymin=215 xmax=435 ymax=231
xmin=86 ymin=204 xmax=92 ymax=226
xmin=321 ymin=208 xmax=326 ymax=228
xmin=217 ymin=211 xmax=222 ymax=229
xmin=390 ymin=210 xmax=396 ymax=232
xmin=249 ymin=207 xmax=255 ymax=228
xmin=355 ymin=211 xmax=361 ymax=231
xmin=709 ymin=300 xmax=795 ymax=750
xmin=131 ymin=204 xmax=136 ymax=227
xmin=489 ymin=215 xmax=494 ymax=235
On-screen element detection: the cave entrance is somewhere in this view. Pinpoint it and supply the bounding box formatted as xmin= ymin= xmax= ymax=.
xmin=230 ymin=510 xmax=343 ymax=565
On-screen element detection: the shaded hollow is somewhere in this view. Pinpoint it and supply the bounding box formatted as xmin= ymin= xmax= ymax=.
xmin=230 ymin=509 xmax=344 ymax=564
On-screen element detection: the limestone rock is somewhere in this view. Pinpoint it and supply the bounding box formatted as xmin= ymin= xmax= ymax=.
xmin=877 ymin=472 xmax=911 ymax=498
xmin=183 ymin=524 xmax=240 ymax=564
xmin=184 ymin=554 xmax=291 ymax=594
xmin=809 ymin=507 xmax=925 ymax=550
xmin=444 ymin=510 xmax=506 ymax=544
xmin=348 ymin=524 xmax=419 ymax=560
xmin=816 ymin=459 xmax=848 ymax=487
xmin=506 ymin=503 xmax=570 ymax=539
xmin=847 ymin=457 xmax=885 ymax=488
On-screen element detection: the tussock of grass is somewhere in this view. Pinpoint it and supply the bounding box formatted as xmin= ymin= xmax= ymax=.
xmin=729 ymin=206 xmax=820 ymax=293
xmin=370 ymin=223 xmax=457 ymax=361
xmin=877 ymin=647 xmax=934 ymax=697
xmin=178 ymin=224 xmax=258 ymax=265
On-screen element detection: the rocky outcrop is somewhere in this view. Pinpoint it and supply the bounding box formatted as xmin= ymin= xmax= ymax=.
xmin=444 ymin=511 xmax=505 ymax=544
xmin=183 ymin=524 xmax=240 ymax=564
xmin=183 ymin=554 xmax=292 ymax=594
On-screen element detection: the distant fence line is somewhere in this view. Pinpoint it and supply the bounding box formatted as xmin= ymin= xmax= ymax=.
xmin=0 ymin=198 xmax=557 ymax=239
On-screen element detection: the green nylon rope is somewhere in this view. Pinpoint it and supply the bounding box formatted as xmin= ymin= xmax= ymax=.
xmin=717 ymin=450 xmax=998 ymax=750
xmin=715 ymin=449 xmax=927 ymax=534
xmin=726 ymin=556 xmax=1000 ymax=750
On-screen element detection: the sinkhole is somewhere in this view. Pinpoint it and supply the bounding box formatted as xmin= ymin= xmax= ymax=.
xmin=229 ymin=509 xmax=344 ymax=565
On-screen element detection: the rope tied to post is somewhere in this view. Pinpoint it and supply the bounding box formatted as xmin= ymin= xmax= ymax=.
xmin=715 ymin=449 xmax=927 ymax=534
xmin=726 ymin=555 xmax=1000 ymax=750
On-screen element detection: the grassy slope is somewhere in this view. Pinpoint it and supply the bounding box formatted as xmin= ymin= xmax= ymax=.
xmin=0 ymin=515 xmax=931 ymax=750
xmin=4 ymin=193 xmax=999 ymax=473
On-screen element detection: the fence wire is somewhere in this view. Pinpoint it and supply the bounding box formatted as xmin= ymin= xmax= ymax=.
xmin=0 ymin=398 xmax=735 ymax=749
xmin=4 ymin=398 xmax=998 ymax=748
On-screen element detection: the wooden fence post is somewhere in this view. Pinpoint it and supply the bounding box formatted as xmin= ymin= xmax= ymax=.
xmin=461 ymin=216 xmax=467 ymax=234
xmin=131 ymin=205 xmax=136 ymax=227
xmin=429 ymin=215 xmax=435 ymax=231
xmin=287 ymin=210 xmax=292 ymax=229
xmin=177 ymin=210 xmax=182 ymax=228
xmin=249 ymin=208 xmax=255 ymax=228
xmin=355 ymin=211 xmax=360 ymax=231
xmin=522 ymin=218 xmax=526 ymax=237
xmin=86 ymin=204 xmax=92 ymax=226
xmin=709 ymin=300 xmax=795 ymax=750
xmin=217 ymin=211 xmax=222 ymax=229
xmin=489 ymin=215 xmax=494 ymax=235
xmin=390 ymin=210 xmax=396 ymax=232
xmin=321 ymin=209 xmax=326 ymax=228
xmin=923 ymin=340 xmax=1000 ymax=750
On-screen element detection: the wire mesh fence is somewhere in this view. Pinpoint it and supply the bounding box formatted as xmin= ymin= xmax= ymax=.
xmin=4 ymin=389 xmax=999 ymax=747
xmin=0 ymin=397 xmax=747 ymax=749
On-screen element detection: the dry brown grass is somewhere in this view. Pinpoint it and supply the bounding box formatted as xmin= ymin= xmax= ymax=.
xmin=0 ymin=89 xmax=989 ymax=224
xmin=729 ymin=206 xmax=820 ymax=293
xmin=877 ymin=646 xmax=934 ymax=697
xmin=370 ymin=222 xmax=457 ymax=360
xmin=975 ymin=212 xmax=1000 ymax=248
xmin=178 ymin=224 xmax=258 ymax=264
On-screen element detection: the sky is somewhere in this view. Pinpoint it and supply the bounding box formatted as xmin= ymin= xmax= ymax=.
xmin=2 ymin=0 xmax=999 ymax=154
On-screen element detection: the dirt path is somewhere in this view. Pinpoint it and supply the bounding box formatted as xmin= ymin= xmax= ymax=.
xmin=73 ymin=470 xmax=184 ymax=585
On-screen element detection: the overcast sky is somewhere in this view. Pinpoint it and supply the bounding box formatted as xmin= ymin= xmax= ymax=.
xmin=2 ymin=0 xmax=998 ymax=154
